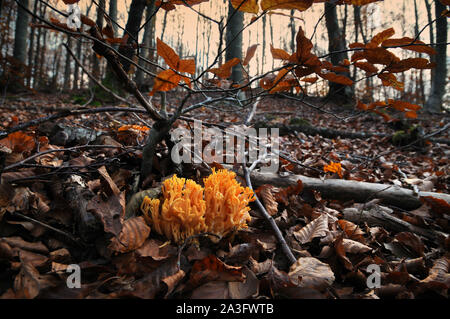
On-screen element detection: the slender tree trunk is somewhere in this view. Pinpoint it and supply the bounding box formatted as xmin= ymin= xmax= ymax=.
xmin=290 ymin=9 xmax=295 ymax=53
xmin=11 ymin=0 xmax=30 ymax=91
xmin=262 ymin=14 xmax=266 ymax=74
xmin=324 ymin=2 xmax=353 ymax=103
xmin=91 ymin=0 xmax=105 ymax=84
xmin=160 ymin=10 xmax=168 ymax=41
xmin=63 ymin=37 xmax=72 ymax=90
xmin=135 ymin=0 xmax=156 ymax=88
xmin=424 ymin=0 xmax=435 ymax=89
xmin=109 ymin=0 xmax=118 ymax=34
xmin=119 ymin=0 xmax=146 ymax=73
xmin=26 ymin=0 xmax=37 ymax=87
xmin=425 ymin=1 xmax=447 ymax=112
xmin=225 ymin=1 xmax=243 ymax=84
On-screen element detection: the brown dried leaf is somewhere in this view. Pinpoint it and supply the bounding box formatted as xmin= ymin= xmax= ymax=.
xmin=293 ymin=214 xmax=329 ymax=244
xmin=258 ymin=184 xmax=278 ymax=216
xmin=109 ymin=216 xmax=151 ymax=253
xmin=288 ymin=257 xmax=335 ymax=289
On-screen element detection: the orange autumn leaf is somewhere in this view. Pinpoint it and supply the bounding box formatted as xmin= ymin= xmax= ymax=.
xmin=367 ymin=28 xmax=395 ymax=48
xmin=207 ymin=58 xmax=241 ymax=79
xmin=157 ymin=38 xmax=180 ymax=71
xmin=261 ymin=0 xmax=314 ymax=11
xmin=388 ymin=99 xmax=421 ymax=112
xmin=231 ymin=0 xmax=259 ymax=14
xmin=404 ymin=111 xmax=418 ymax=119
xmin=386 ymin=58 xmax=435 ymax=73
xmin=354 ymin=61 xmax=378 ymax=74
xmin=243 ymin=44 xmax=259 ymax=66
xmin=80 ymin=14 xmax=96 ymax=27
xmin=0 ymin=132 xmax=35 ymax=153
xmin=357 ymin=100 xmax=368 ymax=110
xmin=156 ymin=38 xmax=195 ymax=75
xmin=301 ymin=76 xmax=318 ymax=83
xmin=270 ymin=44 xmax=291 ymax=60
xmin=319 ymin=71 xmax=353 ymax=86
xmin=149 ymin=69 xmax=182 ymax=95
xmin=293 ymin=26 xmax=313 ymax=63
xmin=382 ymin=37 xmax=436 ymax=55
xmin=323 ymin=162 xmax=343 ymax=178
xmin=118 ymin=125 xmax=150 ymax=132
xmin=378 ymin=73 xmax=404 ymax=91
xmin=178 ymin=59 xmax=196 ymax=75
xmin=364 ymin=47 xmax=400 ymax=66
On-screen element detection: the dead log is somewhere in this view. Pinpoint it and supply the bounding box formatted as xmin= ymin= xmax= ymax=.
xmin=255 ymin=122 xmax=450 ymax=145
xmin=232 ymin=168 xmax=450 ymax=211
xmin=342 ymin=205 xmax=446 ymax=241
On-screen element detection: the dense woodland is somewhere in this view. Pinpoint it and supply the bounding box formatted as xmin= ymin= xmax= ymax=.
xmin=0 ymin=0 xmax=449 ymax=300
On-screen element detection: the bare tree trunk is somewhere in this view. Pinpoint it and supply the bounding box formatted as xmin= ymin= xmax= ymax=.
xmin=63 ymin=37 xmax=72 ymax=90
xmin=135 ymin=0 xmax=156 ymax=88
xmin=324 ymin=2 xmax=353 ymax=103
xmin=262 ymin=14 xmax=266 ymax=74
xmin=225 ymin=1 xmax=243 ymax=84
xmin=11 ymin=0 xmax=30 ymax=92
xmin=119 ymin=0 xmax=146 ymax=73
xmin=26 ymin=0 xmax=37 ymax=87
xmin=290 ymin=9 xmax=295 ymax=53
xmin=425 ymin=1 xmax=447 ymax=112
xmin=109 ymin=0 xmax=118 ymax=34
xmin=91 ymin=0 xmax=105 ymax=85
xmin=160 ymin=9 xmax=168 ymax=41
xmin=424 ymin=0 xmax=435 ymax=90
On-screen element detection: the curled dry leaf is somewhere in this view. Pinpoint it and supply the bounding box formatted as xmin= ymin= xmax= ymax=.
xmin=258 ymin=184 xmax=278 ymax=216
xmin=338 ymin=219 xmax=366 ymax=243
xmin=0 ymin=132 xmax=35 ymax=154
xmin=293 ymin=213 xmax=329 ymax=244
xmin=186 ymin=255 xmax=245 ymax=290
xmin=288 ymin=257 xmax=335 ymax=290
xmin=421 ymin=258 xmax=450 ymax=287
xmin=341 ymin=239 xmax=372 ymax=254
xmin=394 ymin=232 xmax=424 ymax=257
xmin=109 ymin=216 xmax=150 ymax=253
xmin=14 ymin=261 xmax=41 ymax=299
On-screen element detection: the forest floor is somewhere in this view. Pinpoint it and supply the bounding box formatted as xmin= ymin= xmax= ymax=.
xmin=0 ymin=92 xmax=449 ymax=299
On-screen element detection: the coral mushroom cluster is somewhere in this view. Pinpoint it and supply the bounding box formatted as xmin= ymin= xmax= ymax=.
xmin=140 ymin=169 xmax=254 ymax=244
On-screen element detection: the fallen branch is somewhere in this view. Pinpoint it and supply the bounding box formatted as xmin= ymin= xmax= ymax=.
xmin=343 ymin=205 xmax=447 ymax=241
xmin=228 ymin=167 xmax=450 ymax=211
xmin=258 ymin=122 xmax=450 ymax=145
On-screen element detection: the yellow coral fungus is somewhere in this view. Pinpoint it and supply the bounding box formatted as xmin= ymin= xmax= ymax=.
xmin=140 ymin=169 xmax=255 ymax=244
xmin=203 ymin=169 xmax=254 ymax=237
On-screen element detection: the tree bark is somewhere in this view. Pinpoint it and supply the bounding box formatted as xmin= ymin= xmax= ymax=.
xmin=324 ymin=2 xmax=353 ymax=103
xmin=63 ymin=37 xmax=72 ymax=90
xmin=11 ymin=0 xmax=30 ymax=91
xmin=233 ymin=168 xmax=450 ymax=211
xmin=119 ymin=0 xmax=146 ymax=73
xmin=425 ymin=1 xmax=447 ymax=112
xmin=91 ymin=0 xmax=105 ymax=84
xmin=135 ymin=0 xmax=156 ymax=88
xmin=225 ymin=1 xmax=243 ymax=84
